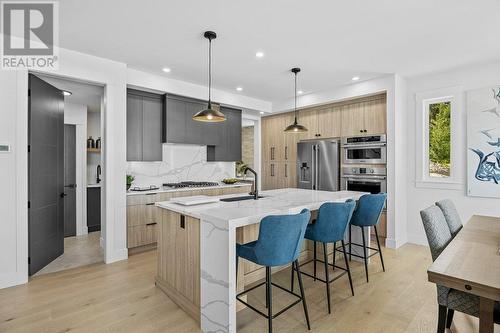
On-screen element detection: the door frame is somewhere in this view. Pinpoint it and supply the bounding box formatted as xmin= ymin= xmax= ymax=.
xmin=64 ymin=111 xmax=88 ymax=236
xmin=13 ymin=62 xmax=128 ymax=285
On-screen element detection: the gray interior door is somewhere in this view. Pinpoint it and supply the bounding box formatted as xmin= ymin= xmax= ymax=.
xmin=28 ymin=74 xmax=65 ymax=276
xmin=64 ymin=124 xmax=77 ymax=237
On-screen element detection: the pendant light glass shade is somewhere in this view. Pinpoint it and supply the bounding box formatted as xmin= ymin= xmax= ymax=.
xmin=193 ymin=31 xmax=226 ymax=122
xmin=284 ymin=67 xmax=307 ymax=133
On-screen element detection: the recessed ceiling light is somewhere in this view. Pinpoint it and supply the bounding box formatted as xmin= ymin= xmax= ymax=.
xmin=297 ymin=90 xmax=303 ymax=95
xmin=236 ymin=87 xmax=243 ymax=91
xmin=352 ymin=76 xmax=360 ymax=81
xmin=255 ymin=51 xmax=264 ymax=58
xmin=260 ymin=111 xmax=265 ymax=115
xmin=62 ymin=90 xmax=72 ymax=96
xmin=162 ymin=67 xmax=171 ymax=73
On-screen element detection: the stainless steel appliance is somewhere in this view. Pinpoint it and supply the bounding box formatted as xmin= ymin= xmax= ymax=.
xmin=297 ymin=139 xmax=340 ymax=191
xmin=341 ymin=166 xmax=387 ymax=195
xmin=341 ymin=134 xmax=387 ymax=164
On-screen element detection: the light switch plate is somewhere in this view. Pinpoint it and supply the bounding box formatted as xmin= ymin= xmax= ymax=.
xmin=0 ymin=144 xmax=11 ymax=153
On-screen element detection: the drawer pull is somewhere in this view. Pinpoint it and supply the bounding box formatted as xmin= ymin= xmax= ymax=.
xmin=180 ymin=215 xmax=185 ymax=229
xmin=146 ymin=203 xmax=155 ymax=206
xmin=146 ymin=222 xmax=157 ymax=226
xmin=464 ymin=284 xmax=472 ymax=291
xmin=145 ymin=193 xmax=156 ymax=196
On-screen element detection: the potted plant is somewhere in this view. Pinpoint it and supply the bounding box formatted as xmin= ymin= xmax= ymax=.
xmin=126 ymin=174 xmax=135 ymax=191
xmin=235 ymin=161 xmax=247 ymax=178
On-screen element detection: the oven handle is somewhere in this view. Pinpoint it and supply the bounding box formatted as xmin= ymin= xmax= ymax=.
xmin=342 ymin=177 xmax=386 ymax=182
xmin=341 ymin=143 xmax=386 ymax=149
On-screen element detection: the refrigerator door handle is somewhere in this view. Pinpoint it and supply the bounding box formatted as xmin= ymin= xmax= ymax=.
xmin=316 ymin=145 xmax=320 ymax=190
xmin=311 ymin=145 xmax=316 ymax=190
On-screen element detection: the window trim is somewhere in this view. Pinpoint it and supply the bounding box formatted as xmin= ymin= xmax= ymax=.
xmin=415 ymin=86 xmax=462 ymax=190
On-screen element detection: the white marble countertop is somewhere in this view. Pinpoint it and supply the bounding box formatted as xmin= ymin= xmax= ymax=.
xmin=127 ymin=182 xmax=251 ymax=196
xmin=156 ymin=188 xmax=367 ymax=227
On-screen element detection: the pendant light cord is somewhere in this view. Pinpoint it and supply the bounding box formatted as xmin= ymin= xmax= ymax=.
xmin=208 ymin=38 xmax=212 ymax=106
xmin=294 ymin=71 xmax=298 ymax=123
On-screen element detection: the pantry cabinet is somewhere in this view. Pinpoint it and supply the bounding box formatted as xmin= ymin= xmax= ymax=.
xmin=340 ymin=96 xmax=386 ymax=136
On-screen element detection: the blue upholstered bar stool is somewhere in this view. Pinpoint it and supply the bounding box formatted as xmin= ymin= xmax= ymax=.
xmin=291 ymin=200 xmax=356 ymax=314
xmin=236 ymin=209 xmax=311 ymax=333
xmin=346 ymin=193 xmax=387 ymax=283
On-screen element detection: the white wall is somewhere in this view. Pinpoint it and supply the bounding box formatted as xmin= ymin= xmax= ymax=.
xmin=406 ymin=61 xmax=500 ymax=245
xmin=64 ymin=103 xmax=88 ymax=236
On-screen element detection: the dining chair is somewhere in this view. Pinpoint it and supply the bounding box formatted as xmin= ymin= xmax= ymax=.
xmin=291 ymin=200 xmax=356 ymax=314
xmin=347 ymin=193 xmax=387 ymax=282
xmin=435 ymin=199 xmax=463 ymax=238
xmin=420 ymin=205 xmax=500 ymax=333
xmin=236 ymin=209 xmax=311 ymax=333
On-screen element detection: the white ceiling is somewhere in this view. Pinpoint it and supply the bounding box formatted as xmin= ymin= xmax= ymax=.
xmin=39 ymin=75 xmax=103 ymax=112
xmin=59 ymin=0 xmax=500 ymax=104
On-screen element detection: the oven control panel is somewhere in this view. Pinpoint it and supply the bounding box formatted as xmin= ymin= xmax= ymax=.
xmin=342 ymin=166 xmax=386 ymax=176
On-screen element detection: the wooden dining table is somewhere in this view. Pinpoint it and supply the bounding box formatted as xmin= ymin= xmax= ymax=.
xmin=428 ymin=215 xmax=500 ymax=332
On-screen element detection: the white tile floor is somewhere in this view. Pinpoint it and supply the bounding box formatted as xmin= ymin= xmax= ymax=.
xmin=34 ymin=231 xmax=104 ymax=276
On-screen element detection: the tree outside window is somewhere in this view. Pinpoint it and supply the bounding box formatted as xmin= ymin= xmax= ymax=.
xmin=428 ymin=101 xmax=451 ymax=177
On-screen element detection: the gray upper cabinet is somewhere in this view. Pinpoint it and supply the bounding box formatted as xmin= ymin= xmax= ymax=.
xmin=211 ymin=106 xmax=242 ymax=161
xmin=126 ymin=89 xmax=163 ymax=161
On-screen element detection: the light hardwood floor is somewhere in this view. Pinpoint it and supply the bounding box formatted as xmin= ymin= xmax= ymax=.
xmin=1 ymin=243 xmax=496 ymax=333
xmin=34 ymin=231 xmax=104 ymax=276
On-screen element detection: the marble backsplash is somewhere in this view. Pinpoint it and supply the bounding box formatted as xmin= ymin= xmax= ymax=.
xmin=126 ymin=144 xmax=235 ymax=187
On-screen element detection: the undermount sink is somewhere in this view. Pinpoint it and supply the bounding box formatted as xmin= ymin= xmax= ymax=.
xmin=219 ymin=195 xmax=264 ymax=202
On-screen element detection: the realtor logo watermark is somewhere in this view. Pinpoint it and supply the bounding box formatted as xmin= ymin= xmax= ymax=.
xmin=1 ymin=1 xmax=59 ymax=70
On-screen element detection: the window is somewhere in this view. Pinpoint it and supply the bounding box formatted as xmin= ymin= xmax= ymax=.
xmin=415 ymin=87 xmax=461 ymax=189
xmin=428 ymin=101 xmax=451 ymax=178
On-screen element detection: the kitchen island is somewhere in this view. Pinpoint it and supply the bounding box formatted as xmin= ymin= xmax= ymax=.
xmin=155 ymin=188 xmax=368 ymax=333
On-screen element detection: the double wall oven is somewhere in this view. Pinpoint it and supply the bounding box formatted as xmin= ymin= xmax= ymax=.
xmin=340 ymin=135 xmax=387 ymax=210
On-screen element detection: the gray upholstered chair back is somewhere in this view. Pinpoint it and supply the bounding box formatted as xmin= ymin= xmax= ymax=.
xmin=436 ymin=199 xmax=463 ymax=237
xmin=420 ymin=205 xmax=453 ymax=261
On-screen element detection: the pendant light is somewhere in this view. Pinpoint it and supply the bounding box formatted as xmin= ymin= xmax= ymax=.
xmin=193 ymin=31 xmax=226 ymax=122
xmin=284 ymin=67 xmax=308 ymax=132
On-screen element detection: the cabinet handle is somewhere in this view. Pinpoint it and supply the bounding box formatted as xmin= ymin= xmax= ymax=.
xmin=145 ymin=193 xmax=156 ymax=196
xmin=146 ymin=222 xmax=157 ymax=226
xmin=180 ymin=215 xmax=185 ymax=229
xmin=285 ymin=164 xmax=288 ymax=178
xmin=359 ymin=130 xmax=363 ymax=133
xmin=271 ymin=164 xmax=274 ymax=177
xmin=285 ymin=146 xmax=288 ymax=160
xmin=146 ymin=203 xmax=155 ymax=206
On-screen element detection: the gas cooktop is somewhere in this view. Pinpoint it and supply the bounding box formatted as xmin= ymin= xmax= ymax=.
xmin=162 ymin=181 xmax=220 ymax=189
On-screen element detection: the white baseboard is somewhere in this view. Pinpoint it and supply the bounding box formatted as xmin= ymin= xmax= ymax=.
xmin=384 ymin=237 xmax=408 ymax=249
xmin=406 ymin=232 xmax=429 ymax=246
xmin=0 ymin=272 xmax=28 ymax=289
xmin=105 ymin=248 xmax=128 ymax=264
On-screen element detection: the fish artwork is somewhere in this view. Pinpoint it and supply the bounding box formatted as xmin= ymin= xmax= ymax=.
xmin=469 ymin=149 xmax=500 ymax=184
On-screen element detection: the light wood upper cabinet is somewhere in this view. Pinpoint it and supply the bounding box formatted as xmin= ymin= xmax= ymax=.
xmin=317 ymin=106 xmax=342 ymax=138
xmin=340 ymin=102 xmax=366 ymax=136
xmin=341 ymin=97 xmax=386 ymax=136
xmin=364 ymin=98 xmax=386 ymax=135
xmin=297 ymin=109 xmax=318 ymax=140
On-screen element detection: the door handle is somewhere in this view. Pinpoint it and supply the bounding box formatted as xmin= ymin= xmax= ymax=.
xmin=60 ymin=192 xmax=67 ymax=198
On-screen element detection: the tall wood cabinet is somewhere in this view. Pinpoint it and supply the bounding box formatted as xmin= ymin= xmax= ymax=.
xmin=261 ymin=94 xmax=387 ymax=190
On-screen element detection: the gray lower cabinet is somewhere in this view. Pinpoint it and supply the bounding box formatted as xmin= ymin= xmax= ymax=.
xmin=126 ymin=89 xmax=163 ymax=161
xmin=87 ymin=187 xmax=101 ymax=232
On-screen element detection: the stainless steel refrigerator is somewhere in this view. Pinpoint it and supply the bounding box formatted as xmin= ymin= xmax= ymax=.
xmin=297 ymin=139 xmax=340 ymax=191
